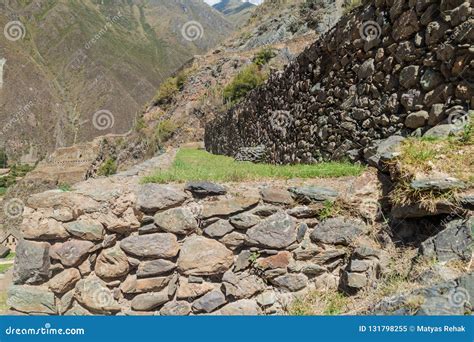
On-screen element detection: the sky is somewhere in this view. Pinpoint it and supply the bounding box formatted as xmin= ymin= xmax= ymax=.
xmin=204 ymin=0 xmax=263 ymax=5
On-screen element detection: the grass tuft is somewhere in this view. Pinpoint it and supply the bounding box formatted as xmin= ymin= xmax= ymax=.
xmin=143 ymin=148 xmax=365 ymax=184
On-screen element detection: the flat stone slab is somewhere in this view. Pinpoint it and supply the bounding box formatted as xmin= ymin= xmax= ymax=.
xmin=120 ymin=233 xmax=179 ymax=259
xmin=8 ymin=285 xmax=56 ymax=314
xmin=410 ymin=178 xmax=466 ymax=192
xmin=136 ymin=184 xmax=187 ymax=214
xmin=311 ymin=217 xmax=367 ymax=246
xmin=288 ymin=186 xmax=338 ymax=203
xmin=185 ymin=181 xmax=227 ymax=197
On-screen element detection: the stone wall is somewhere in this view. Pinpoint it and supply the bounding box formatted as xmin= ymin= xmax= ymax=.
xmin=8 ymin=170 xmax=400 ymax=315
xmin=205 ymin=0 xmax=473 ymax=163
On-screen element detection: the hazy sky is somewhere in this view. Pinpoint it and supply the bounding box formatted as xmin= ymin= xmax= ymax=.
xmin=204 ymin=0 xmax=263 ymax=5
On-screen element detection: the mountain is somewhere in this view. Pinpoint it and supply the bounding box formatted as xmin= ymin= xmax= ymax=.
xmin=0 ymin=0 xmax=233 ymax=161
xmin=213 ymin=0 xmax=256 ymax=25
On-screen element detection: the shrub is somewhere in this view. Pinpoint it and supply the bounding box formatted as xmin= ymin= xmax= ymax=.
xmin=97 ymin=158 xmax=117 ymax=176
xmin=343 ymin=0 xmax=362 ymax=14
xmin=153 ymin=77 xmax=178 ymax=105
xmin=155 ymin=119 xmax=178 ymax=144
xmin=223 ymin=64 xmax=266 ymax=104
xmin=253 ymin=47 xmax=277 ymax=66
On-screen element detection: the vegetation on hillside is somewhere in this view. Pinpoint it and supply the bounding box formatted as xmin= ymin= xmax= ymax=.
xmin=97 ymin=158 xmax=118 ymax=177
xmin=143 ymin=148 xmax=365 ymax=184
xmin=0 ymin=164 xmax=35 ymax=192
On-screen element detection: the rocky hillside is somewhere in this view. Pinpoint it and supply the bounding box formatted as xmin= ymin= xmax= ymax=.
xmin=206 ymin=0 xmax=473 ymax=164
xmin=0 ymin=0 xmax=233 ymax=161
xmin=213 ymin=0 xmax=257 ymax=25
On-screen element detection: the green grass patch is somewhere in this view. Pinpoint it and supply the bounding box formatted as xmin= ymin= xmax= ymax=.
xmin=4 ymin=252 xmax=15 ymax=261
xmin=0 ymin=291 xmax=7 ymax=313
xmin=0 ymin=264 xmax=12 ymax=274
xmin=143 ymin=148 xmax=365 ymax=184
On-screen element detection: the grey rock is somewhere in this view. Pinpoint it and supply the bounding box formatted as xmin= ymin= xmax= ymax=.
xmin=178 ymin=236 xmax=233 ymax=276
xmin=311 ymin=217 xmax=367 ymax=246
xmin=120 ymin=233 xmax=179 ymax=259
xmin=296 ymin=223 xmax=307 ymax=243
xmin=260 ymin=187 xmax=293 ymax=205
xmin=256 ymin=291 xmax=277 ymax=306
xmin=192 ymin=289 xmax=226 ymax=313
xmin=301 ymin=264 xmax=327 ymax=276
xmin=460 ymin=195 xmax=474 ymax=210
xmin=399 ymin=65 xmax=420 ymax=89
xmin=287 ymin=206 xmax=319 ymax=218
xmin=160 ymin=301 xmax=191 ymax=316
xmin=185 ymin=181 xmax=227 ymax=197
xmin=405 ymin=110 xmax=429 ymax=129
xmin=13 ymin=240 xmax=50 ymax=285
xmin=344 ymin=272 xmax=368 ymax=289
xmin=420 ymin=218 xmax=473 ymax=262
xmin=138 ymin=223 xmax=159 ymax=235
xmin=131 ymin=291 xmax=169 ymax=311
xmin=204 ymin=220 xmax=234 ymax=238
xmin=272 ymin=273 xmax=308 ymax=291
xmin=234 ymin=250 xmax=252 ymax=272
xmin=0 ymin=245 xmax=10 ymax=258
xmin=428 ymin=104 xmax=446 ymax=126
xmin=230 ymin=213 xmax=260 ymax=230
xmin=246 ymin=212 xmax=296 ymax=249
xmin=154 ymin=207 xmax=198 ymax=235
xmin=95 ymin=245 xmax=130 ymax=280
xmin=7 ymin=285 xmax=56 ymax=314
xmin=137 ymin=259 xmax=176 ymax=278
xmin=222 ymin=271 xmax=266 ymax=299
xmin=358 ymin=59 xmax=375 ymax=79
xmin=64 ymin=219 xmax=105 ymax=241
xmin=219 ymin=231 xmax=247 ymax=250
xmin=136 ymin=184 xmax=187 ymax=214
xmin=391 ymin=201 xmax=457 ymax=218
xmin=410 ymin=178 xmax=466 ymax=192
xmin=420 ymin=69 xmax=443 ymax=91
xmin=288 ymin=186 xmax=338 ymax=203
xmin=424 ymin=124 xmax=463 ymax=138
xmin=74 ymin=275 xmax=121 ymax=313
xmin=53 ymin=240 xmax=94 ymax=267
xmin=218 ymin=299 xmax=262 ymax=315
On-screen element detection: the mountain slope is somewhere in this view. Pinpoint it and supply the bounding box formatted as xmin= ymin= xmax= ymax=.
xmin=213 ymin=0 xmax=256 ymax=25
xmin=0 ymin=0 xmax=233 ymax=161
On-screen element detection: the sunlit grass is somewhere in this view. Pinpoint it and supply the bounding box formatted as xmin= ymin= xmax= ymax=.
xmin=143 ymin=148 xmax=365 ymax=184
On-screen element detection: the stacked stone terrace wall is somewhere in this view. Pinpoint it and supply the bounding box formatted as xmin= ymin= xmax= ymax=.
xmin=205 ymin=0 xmax=473 ymax=163
xmin=8 ymin=172 xmax=398 ymax=315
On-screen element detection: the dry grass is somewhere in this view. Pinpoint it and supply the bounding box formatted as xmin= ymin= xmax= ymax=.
xmin=289 ymin=291 xmax=350 ymax=316
xmin=389 ymin=126 xmax=473 ymax=209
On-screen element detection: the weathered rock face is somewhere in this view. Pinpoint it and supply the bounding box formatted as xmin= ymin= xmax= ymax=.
xmin=178 ymin=236 xmax=234 ymax=276
xmin=205 ymin=0 xmax=472 ymax=164
xmin=13 ymin=240 xmax=50 ymax=285
xmin=120 ymin=233 xmax=180 ymax=259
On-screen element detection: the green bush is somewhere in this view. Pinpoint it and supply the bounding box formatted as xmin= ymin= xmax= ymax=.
xmin=97 ymin=158 xmax=117 ymax=176
xmin=253 ymin=47 xmax=277 ymax=66
xmin=155 ymin=119 xmax=177 ymax=144
xmin=153 ymin=77 xmax=179 ymax=105
xmin=223 ymin=64 xmax=266 ymax=104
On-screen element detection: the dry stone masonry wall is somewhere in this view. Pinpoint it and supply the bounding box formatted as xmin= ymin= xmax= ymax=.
xmin=8 ymin=171 xmax=402 ymax=315
xmin=205 ymin=0 xmax=473 ymax=163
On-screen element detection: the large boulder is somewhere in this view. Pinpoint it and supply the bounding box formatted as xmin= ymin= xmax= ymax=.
xmin=120 ymin=233 xmax=179 ymax=259
xmin=311 ymin=217 xmax=367 ymax=246
xmin=178 ymin=236 xmax=233 ymax=276
xmin=246 ymin=212 xmax=297 ymax=249
xmin=13 ymin=239 xmax=50 ymax=285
